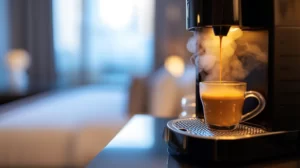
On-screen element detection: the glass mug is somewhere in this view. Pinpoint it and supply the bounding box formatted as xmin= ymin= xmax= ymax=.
xmin=199 ymin=81 xmax=266 ymax=130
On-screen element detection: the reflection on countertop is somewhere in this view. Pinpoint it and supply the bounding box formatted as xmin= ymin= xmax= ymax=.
xmin=107 ymin=115 xmax=154 ymax=149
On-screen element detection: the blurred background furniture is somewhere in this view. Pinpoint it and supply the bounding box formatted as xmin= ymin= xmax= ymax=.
xmin=128 ymin=65 xmax=195 ymax=118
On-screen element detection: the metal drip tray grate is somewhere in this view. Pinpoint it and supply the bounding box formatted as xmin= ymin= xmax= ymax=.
xmin=167 ymin=118 xmax=267 ymax=139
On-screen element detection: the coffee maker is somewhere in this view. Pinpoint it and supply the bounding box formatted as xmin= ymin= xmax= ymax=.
xmin=165 ymin=0 xmax=300 ymax=161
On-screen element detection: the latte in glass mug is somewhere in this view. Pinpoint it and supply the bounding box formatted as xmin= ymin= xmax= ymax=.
xmin=200 ymin=81 xmax=265 ymax=130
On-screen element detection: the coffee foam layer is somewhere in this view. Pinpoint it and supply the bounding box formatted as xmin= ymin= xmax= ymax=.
xmin=201 ymin=89 xmax=244 ymax=100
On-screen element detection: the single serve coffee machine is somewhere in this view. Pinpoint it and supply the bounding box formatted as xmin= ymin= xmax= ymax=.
xmin=165 ymin=0 xmax=300 ymax=161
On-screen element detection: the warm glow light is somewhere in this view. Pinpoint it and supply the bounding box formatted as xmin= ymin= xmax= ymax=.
xmin=6 ymin=49 xmax=31 ymax=71
xmin=197 ymin=14 xmax=201 ymax=24
xmin=164 ymin=55 xmax=185 ymax=78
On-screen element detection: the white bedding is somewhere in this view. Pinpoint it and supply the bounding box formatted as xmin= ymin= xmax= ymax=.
xmin=0 ymin=85 xmax=128 ymax=167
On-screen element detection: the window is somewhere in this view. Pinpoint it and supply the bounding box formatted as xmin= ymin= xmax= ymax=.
xmin=53 ymin=0 xmax=155 ymax=86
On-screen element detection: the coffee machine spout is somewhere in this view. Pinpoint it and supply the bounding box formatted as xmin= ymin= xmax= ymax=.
xmin=212 ymin=26 xmax=231 ymax=36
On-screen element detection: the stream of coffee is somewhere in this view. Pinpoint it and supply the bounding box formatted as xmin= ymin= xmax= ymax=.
xmin=219 ymin=36 xmax=223 ymax=81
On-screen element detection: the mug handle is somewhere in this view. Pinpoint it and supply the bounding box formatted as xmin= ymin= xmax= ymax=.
xmin=241 ymin=91 xmax=266 ymax=122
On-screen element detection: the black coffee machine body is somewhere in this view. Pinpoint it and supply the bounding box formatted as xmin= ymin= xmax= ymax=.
xmin=188 ymin=0 xmax=300 ymax=132
xmin=165 ymin=0 xmax=300 ymax=161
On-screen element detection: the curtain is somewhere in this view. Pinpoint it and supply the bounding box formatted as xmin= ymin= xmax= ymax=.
xmin=9 ymin=0 xmax=56 ymax=93
xmin=0 ymin=0 xmax=9 ymax=92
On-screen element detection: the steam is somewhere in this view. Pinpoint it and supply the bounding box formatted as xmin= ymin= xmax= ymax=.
xmin=187 ymin=28 xmax=267 ymax=81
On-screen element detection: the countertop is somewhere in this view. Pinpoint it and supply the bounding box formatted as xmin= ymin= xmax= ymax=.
xmin=87 ymin=115 xmax=300 ymax=168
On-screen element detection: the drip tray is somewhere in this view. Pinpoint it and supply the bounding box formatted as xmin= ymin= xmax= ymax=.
xmin=168 ymin=118 xmax=267 ymax=139
xmin=164 ymin=118 xmax=300 ymax=161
